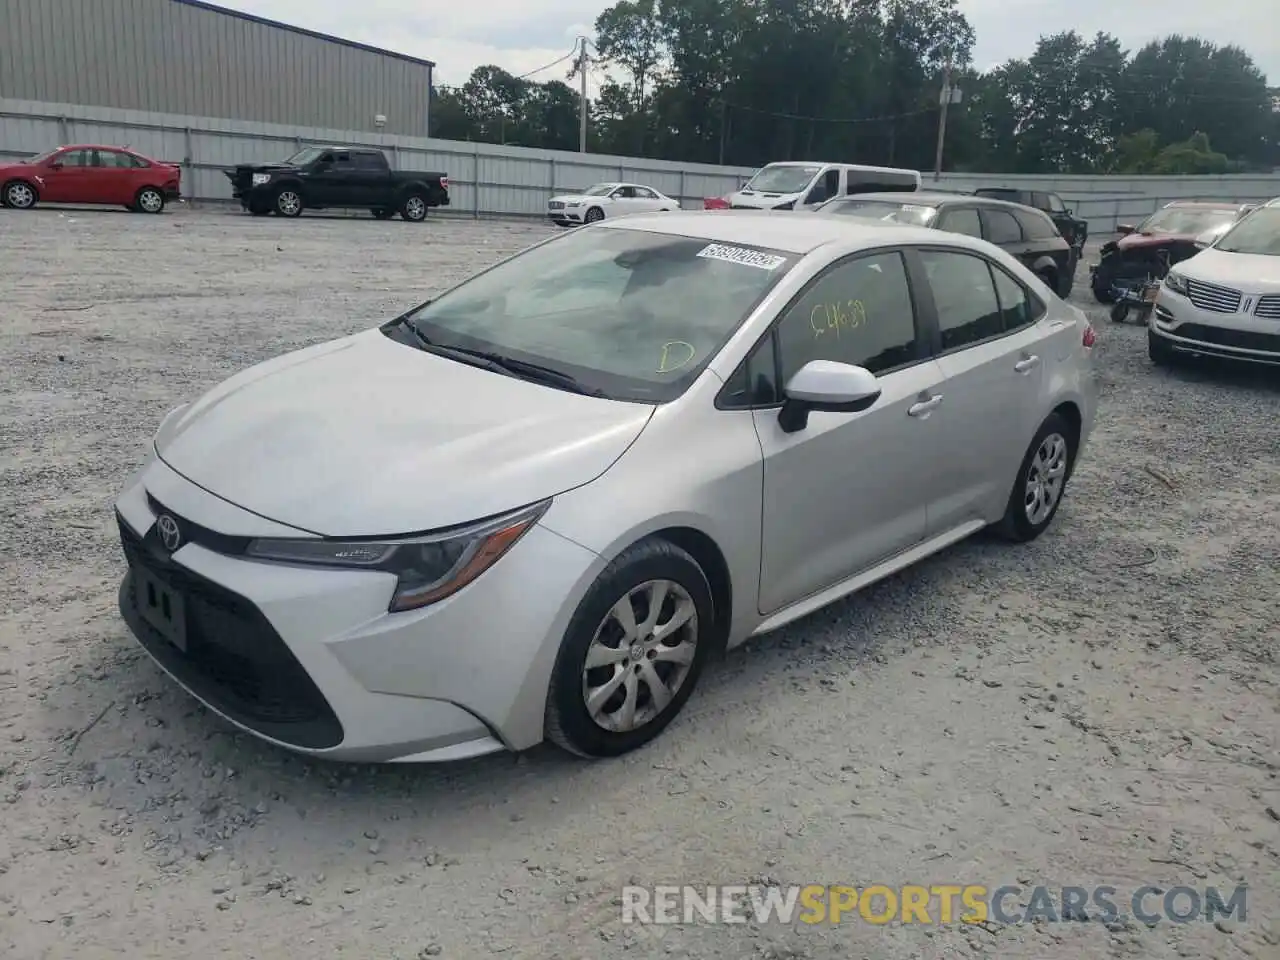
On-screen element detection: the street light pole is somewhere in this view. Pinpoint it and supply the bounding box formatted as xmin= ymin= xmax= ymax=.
xmin=933 ymin=60 xmax=953 ymax=181
xmin=578 ymin=37 xmax=588 ymax=153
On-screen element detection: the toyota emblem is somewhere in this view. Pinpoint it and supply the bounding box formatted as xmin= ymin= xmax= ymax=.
xmin=156 ymin=514 xmax=182 ymax=552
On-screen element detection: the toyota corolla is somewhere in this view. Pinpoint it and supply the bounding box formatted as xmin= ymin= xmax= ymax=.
xmin=114 ymin=211 xmax=1098 ymax=763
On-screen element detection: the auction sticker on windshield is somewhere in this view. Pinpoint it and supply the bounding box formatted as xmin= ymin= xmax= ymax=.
xmin=697 ymin=243 xmax=787 ymax=271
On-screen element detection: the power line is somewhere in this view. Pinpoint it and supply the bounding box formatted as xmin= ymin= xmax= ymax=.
xmin=514 ymin=46 xmax=578 ymax=81
xmin=723 ymin=102 xmax=936 ymax=124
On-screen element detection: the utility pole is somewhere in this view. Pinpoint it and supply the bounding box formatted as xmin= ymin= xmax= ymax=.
xmin=933 ymin=60 xmax=953 ymax=181
xmin=578 ymin=37 xmax=589 ymax=153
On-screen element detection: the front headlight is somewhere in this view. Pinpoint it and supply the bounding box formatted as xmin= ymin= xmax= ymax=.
xmin=1164 ymin=271 xmax=1189 ymax=295
xmin=566 ymin=200 xmax=582 ymax=207
xmin=251 ymin=173 xmax=272 ymax=186
xmin=244 ymin=500 xmax=550 ymax=612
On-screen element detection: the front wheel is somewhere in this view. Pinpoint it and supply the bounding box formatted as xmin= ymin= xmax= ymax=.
xmin=274 ymin=188 xmax=303 ymax=218
xmin=544 ymin=539 xmax=714 ymax=759
xmin=3 ymin=180 xmax=38 ymax=209
xmin=400 ymin=194 xmax=428 ymax=222
xmin=134 ymin=187 xmax=165 ymax=214
xmin=995 ymin=413 xmax=1076 ymax=543
xmin=584 ymin=206 xmax=605 ymax=224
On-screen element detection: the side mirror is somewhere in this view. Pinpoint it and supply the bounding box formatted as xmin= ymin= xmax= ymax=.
xmin=1116 ymin=223 xmax=1136 ymax=235
xmin=777 ymin=360 xmax=882 ymax=434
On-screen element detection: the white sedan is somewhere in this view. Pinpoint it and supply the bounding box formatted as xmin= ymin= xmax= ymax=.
xmin=547 ymin=182 xmax=678 ymax=226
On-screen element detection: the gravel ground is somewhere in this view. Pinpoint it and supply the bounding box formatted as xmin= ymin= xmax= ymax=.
xmin=1 ymin=205 xmax=1277 ymax=960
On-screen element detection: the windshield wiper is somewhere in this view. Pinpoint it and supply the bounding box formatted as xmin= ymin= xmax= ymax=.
xmin=441 ymin=346 xmax=608 ymax=397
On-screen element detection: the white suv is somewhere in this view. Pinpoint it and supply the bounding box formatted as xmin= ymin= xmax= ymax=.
xmin=1150 ymin=197 xmax=1280 ymax=367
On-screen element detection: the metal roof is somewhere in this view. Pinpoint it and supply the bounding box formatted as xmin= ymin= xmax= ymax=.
xmin=172 ymin=0 xmax=436 ymax=68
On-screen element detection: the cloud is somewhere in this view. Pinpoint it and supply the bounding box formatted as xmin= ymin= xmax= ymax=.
xmin=219 ymin=0 xmax=1277 ymax=98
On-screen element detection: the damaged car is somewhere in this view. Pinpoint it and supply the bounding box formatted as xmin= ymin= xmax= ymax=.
xmin=1089 ymin=201 xmax=1254 ymax=303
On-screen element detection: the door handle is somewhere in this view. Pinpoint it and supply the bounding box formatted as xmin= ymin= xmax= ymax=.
xmin=1014 ymin=355 xmax=1041 ymax=373
xmin=907 ymin=394 xmax=943 ymax=417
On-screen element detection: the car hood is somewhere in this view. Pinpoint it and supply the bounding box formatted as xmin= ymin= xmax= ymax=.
xmin=1115 ymin=232 xmax=1199 ymax=251
xmin=1180 ymin=248 xmax=1280 ymax=292
xmin=154 ymin=329 xmax=655 ymax=537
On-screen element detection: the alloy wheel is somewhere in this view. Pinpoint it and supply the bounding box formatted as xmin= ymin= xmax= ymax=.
xmin=581 ymin=579 xmax=698 ymax=733
xmin=1024 ymin=432 xmax=1068 ymax=525
xmin=6 ymin=182 xmax=35 ymax=208
xmin=404 ymin=196 xmax=426 ymax=220
xmin=277 ymin=191 xmax=301 ymax=216
xmin=138 ymin=189 xmax=163 ymax=213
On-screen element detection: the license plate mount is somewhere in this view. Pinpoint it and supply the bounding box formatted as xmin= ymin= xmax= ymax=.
xmin=134 ymin=568 xmax=188 ymax=653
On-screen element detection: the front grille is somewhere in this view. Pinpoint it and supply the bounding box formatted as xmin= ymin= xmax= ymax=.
xmin=548 ymin=201 xmax=564 ymax=210
xmin=117 ymin=513 xmax=344 ymax=749
xmin=1172 ymin=323 xmax=1280 ymax=355
xmin=1255 ymin=295 xmax=1280 ymax=320
xmin=1185 ymin=278 xmax=1242 ymax=314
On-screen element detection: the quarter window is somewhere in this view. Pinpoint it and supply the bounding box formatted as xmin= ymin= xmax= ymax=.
xmin=1047 ymin=193 xmax=1066 ymax=213
xmin=919 ymin=250 xmax=1004 ymax=351
xmin=1012 ymin=209 xmax=1059 ymax=240
xmin=719 ymin=334 xmax=779 ymax=408
xmin=775 ymin=251 xmax=920 ymax=380
xmin=990 ymin=265 xmax=1041 ymax=332
xmin=982 ymin=209 xmax=1023 ymax=245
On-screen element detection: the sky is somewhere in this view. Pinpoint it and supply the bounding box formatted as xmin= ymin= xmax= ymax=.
xmin=217 ymin=0 xmax=1277 ymax=95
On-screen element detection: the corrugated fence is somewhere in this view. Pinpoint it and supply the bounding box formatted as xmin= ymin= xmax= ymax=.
xmin=4 ymin=97 xmax=1280 ymax=235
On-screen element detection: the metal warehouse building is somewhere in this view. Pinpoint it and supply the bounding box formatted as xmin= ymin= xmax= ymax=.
xmin=0 ymin=0 xmax=434 ymax=136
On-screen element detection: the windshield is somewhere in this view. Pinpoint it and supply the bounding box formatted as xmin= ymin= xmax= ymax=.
xmin=1213 ymin=207 xmax=1280 ymax=256
xmin=1138 ymin=206 xmax=1238 ymax=236
xmin=583 ymin=184 xmax=616 ymax=197
xmin=284 ymin=147 xmax=327 ymax=165
xmin=397 ymin=228 xmax=794 ymax=403
xmin=821 ymin=199 xmax=938 ymax=226
xmin=24 ymin=148 xmax=61 ymax=165
xmin=744 ymin=165 xmax=821 ymax=194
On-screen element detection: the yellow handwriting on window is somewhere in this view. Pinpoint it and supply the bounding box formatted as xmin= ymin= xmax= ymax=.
xmin=657 ymin=340 xmax=697 ymax=373
xmin=810 ymin=299 xmax=868 ymax=339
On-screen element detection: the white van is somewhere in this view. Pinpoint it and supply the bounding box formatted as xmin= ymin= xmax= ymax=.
xmin=724 ymin=162 xmax=921 ymax=211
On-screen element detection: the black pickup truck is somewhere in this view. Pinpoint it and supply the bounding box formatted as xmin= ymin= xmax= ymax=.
xmin=972 ymin=188 xmax=1088 ymax=252
xmin=225 ymin=147 xmax=448 ymax=221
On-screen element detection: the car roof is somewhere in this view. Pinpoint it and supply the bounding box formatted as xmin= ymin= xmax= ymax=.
xmin=760 ymin=161 xmax=918 ymax=175
xmin=825 ymin=191 xmax=1042 ymax=213
xmin=1264 ymin=197 xmax=1280 ymax=208
xmin=60 ymin=144 xmax=142 ymax=151
xmin=1160 ymin=200 xmax=1243 ymax=210
xmin=596 ymin=209 xmax=949 ymax=255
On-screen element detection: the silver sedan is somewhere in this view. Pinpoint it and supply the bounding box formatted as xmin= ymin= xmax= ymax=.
xmin=113 ymin=211 xmax=1098 ymax=763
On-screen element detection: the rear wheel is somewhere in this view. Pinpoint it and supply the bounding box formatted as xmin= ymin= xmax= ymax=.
xmin=995 ymin=413 xmax=1076 ymax=543
xmin=3 ymin=180 xmax=37 ymax=209
xmin=134 ymin=187 xmax=165 ymax=214
xmin=400 ymin=194 xmax=428 ymax=222
xmin=545 ymin=538 xmax=714 ymax=759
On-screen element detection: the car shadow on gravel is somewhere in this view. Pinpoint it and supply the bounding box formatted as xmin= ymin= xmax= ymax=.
xmin=1154 ymin=357 xmax=1280 ymax=393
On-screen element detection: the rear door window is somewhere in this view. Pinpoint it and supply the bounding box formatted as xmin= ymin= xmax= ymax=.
xmin=919 ymin=250 xmax=1004 ymax=351
xmin=938 ymin=207 xmax=983 ymax=238
xmin=1012 ymin=209 xmax=1059 ymax=241
xmin=981 ymin=208 xmax=1023 ymax=245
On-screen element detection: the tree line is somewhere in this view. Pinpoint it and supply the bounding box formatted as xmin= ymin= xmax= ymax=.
xmin=430 ymin=0 xmax=1280 ymax=175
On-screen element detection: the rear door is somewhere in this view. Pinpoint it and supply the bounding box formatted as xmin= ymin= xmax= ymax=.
xmin=979 ymin=206 xmax=1033 ymax=267
xmin=39 ymin=148 xmax=94 ymax=203
xmin=630 ymin=185 xmax=665 ymax=213
xmin=94 ymin=148 xmax=144 ymax=204
xmin=911 ymin=248 xmax=1048 ymax=533
xmin=934 ymin=205 xmax=983 ymax=240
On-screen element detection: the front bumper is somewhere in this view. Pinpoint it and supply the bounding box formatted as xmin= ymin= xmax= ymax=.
xmin=548 ymin=207 xmax=584 ymax=224
xmin=113 ymin=456 xmax=601 ymax=762
xmin=1150 ymin=289 xmax=1280 ymax=366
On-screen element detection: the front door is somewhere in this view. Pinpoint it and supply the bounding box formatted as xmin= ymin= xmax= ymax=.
xmin=800 ymin=168 xmax=841 ymax=209
xmin=914 ymin=248 xmax=1047 ymax=532
xmin=38 ymin=148 xmax=95 ymax=203
xmin=753 ymin=249 xmax=943 ymax=614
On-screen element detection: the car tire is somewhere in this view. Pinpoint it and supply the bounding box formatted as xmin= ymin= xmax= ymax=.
xmin=544 ymin=538 xmax=715 ymax=759
xmin=2 ymin=179 xmax=38 ymax=210
xmin=400 ymin=194 xmax=428 ymax=222
xmin=274 ymin=188 xmax=304 ymax=218
xmin=133 ymin=187 xmax=165 ymax=214
xmin=1110 ymin=302 xmax=1129 ymax=323
xmin=1148 ymin=329 xmax=1179 ymax=368
xmin=995 ymin=412 xmax=1076 ymax=544
xmin=371 ymin=207 xmax=396 ymax=220
xmin=1036 ymin=268 xmax=1057 ymax=294
xmin=584 ymin=206 xmax=605 ymax=224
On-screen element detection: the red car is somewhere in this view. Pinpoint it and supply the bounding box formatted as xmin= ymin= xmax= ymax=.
xmin=1 ymin=144 xmax=181 ymax=214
